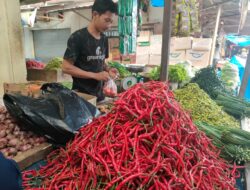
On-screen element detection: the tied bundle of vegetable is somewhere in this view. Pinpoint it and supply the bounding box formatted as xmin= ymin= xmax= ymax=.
xmin=108 ymin=61 xmax=131 ymax=78
xmin=196 ymin=122 xmax=250 ymax=163
xmin=148 ymin=64 xmax=189 ymax=83
xmin=221 ymin=63 xmax=240 ymax=93
xmin=0 ymin=106 xmax=46 ymax=159
xmin=174 ymin=83 xmax=240 ymax=129
xmin=45 ymin=57 xmax=63 ymax=71
xmin=191 ymin=67 xmax=224 ymax=99
xmin=23 ymin=81 xmax=238 ymax=190
xmin=168 ymin=64 xmax=189 ymax=83
xmin=148 ymin=66 xmax=160 ymax=81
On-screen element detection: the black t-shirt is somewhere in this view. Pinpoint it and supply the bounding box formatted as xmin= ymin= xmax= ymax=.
xmin=64 ymin=28 xmax=109 ymax=101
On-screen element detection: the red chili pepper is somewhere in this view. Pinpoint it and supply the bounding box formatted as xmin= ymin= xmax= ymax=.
xmin=22 ymin=82 xmax=239 ymax=189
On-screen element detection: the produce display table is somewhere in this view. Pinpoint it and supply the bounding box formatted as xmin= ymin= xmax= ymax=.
xmin=14 ymin=143 xmax=53 ymax=171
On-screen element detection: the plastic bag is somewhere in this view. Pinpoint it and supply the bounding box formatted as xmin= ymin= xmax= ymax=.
xmin=3 ymin=83 xmax=100 ymax=144
xmin=103 ymin=79 xmax=117 ymax=97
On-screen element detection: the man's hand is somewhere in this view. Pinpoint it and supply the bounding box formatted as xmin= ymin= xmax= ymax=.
xmin=109 ymin=68 xmax=119 ymax=79
xmin=93 ymin=71 xmax=110 ymax=81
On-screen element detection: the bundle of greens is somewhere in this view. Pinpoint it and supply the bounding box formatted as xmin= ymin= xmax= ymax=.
xmin=148 ymin=66 xmax=160 ymax=81
xmin=191 ymin=67 xmax=224 ymax=99
xmin=148 ymin=65 xmax=189 ymax=83
xmin=45 ymin=57 xmax=63 ymax=70
xmin=221 ymin=62 xmax=240 ymax=92
xmin=108 ymin=62 xmax=131 ymax=78
xmin=169 ymin=64 xmax=189 ymax=83
xmin=196 ymin=122 xmax=250 ymax=163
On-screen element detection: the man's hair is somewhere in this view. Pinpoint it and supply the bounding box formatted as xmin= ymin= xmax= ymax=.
xmin=92 ymin=0 xmax=118 ymax=15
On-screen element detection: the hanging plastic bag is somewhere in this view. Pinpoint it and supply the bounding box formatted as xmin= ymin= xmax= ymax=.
xmin=103 ymin=79 xmax=117 ymax=97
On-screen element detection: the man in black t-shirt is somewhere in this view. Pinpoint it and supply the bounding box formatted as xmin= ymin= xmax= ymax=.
xmin=62 ymin=0 xmax=118 ymax=102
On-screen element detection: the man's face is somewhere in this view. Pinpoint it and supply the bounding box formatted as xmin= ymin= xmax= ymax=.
xmin=93 ymin=11 xmax=115 ymax=32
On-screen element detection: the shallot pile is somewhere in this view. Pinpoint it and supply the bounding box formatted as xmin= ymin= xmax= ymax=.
xmin=0 ymin=106 xmax=46 ymax=159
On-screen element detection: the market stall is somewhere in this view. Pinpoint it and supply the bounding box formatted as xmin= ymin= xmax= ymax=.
xmin=1 ymin=0 xmax=250 ymax=189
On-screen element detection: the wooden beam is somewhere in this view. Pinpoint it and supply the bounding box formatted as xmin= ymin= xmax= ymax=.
xmin=160 ymin=0 xmax=172 ymax=81
xmin=73 ymin=10 xmax=91 ymax=22
xmin=239 ymin=50 xmax=250 ymax=98
xmin=209 ymin=6 xmax=221 ymax=66
xmin=201 ymin=0 xmax=236 ymax=11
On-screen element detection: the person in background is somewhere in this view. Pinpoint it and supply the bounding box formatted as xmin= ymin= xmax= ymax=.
xmin=62 ymin=0 xmax=118 ymax=102
xmin=0 ymin=152 xmax=22 ymax=190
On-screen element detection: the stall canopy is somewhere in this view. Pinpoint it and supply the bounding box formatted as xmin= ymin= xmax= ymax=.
xmin=226 ymin=35 xmax=250 ymax=47
xmin=151 ymin=0 xmax=164 ymax=7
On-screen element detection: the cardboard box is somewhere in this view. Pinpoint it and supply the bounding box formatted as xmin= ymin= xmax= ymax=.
xmin=108 ymin=38 xmax=120 ymax=61
xmin=149 ymin=35 xmax=175 ymax=55
xmin=192 ymin=38 xmax=212 ymax=51
xmin=76 ymin=92 xmax=97 ymax=106
xmin=4 ymin=81 xmax=45 ymax=98
xmin=173 ymin=37 xmax=192 ymax=50
xmin=137 ymin=31 xmax=151 ymax=44
xmin=136 ymin=54 xmax=149 ymax=65
xmin=121 ymin=54 xmax=136 ymax=64
xmin=137 ymin=45 xmax=150 ymax=56
xmin=186 ymin=50 xmax=211 ymax=69
xmin=148 ymin=54 xmax=161 ymax=66
xmin=109 ymin=48 xmax=120 ymax=61
xmin=169 ymin=50 xmax=186 ymax=64
xmin=27 ymin=69 xmax=72 ymax=82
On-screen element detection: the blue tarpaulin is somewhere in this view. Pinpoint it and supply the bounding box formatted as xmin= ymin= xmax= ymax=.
xmin=225 ymin=35 xmax=250 ymax=47
xmin=230 ymin=56 xmax=250 ymax=101
xmin=151 ymin=0 xmax=164 ymax=7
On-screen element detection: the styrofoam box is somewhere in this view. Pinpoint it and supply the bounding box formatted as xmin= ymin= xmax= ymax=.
xmin=245 ymin=163 xmax=250 ymax=190
xmin=241 ymin=117 xmax=250 ymax=132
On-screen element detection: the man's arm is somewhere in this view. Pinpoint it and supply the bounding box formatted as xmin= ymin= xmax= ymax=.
xmin=103 ymin=61 xmax=110 ymax=72
xmin=62 ymin=59 xmax=110 ymax=81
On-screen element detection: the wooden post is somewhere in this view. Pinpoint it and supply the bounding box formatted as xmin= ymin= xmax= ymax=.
xmin=0 ymin=0 xmax=26 ymax=96
xmin=209 ymin=5 xmax=221 ymax=66
xmin=239 ymin=50 xmax=250 ymax=98
xmin=160 ymin=0 xmax=172 ymax=81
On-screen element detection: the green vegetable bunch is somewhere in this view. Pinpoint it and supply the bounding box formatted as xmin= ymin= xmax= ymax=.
xmin=108 ymin=62 xmax=131 ymax=78
xmin=149 ymin=66 xmax=160 ymax=81
xmin=45 ymin=57 xmax=63 ymax=70
xmin=191 ymin=67 xmax=224 ymax=99
xmin=169 ymin=65 xmax=188 ymax=83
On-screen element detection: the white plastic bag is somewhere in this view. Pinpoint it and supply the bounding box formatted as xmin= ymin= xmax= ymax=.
xmin=103 ymin=79 xmax=117 ymax=97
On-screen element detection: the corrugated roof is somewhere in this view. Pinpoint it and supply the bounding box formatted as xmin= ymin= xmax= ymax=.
xmin=21 ymin=0 xmax=118 ymax=12
xmin=201 ymin=0 xmax=250 ymax=35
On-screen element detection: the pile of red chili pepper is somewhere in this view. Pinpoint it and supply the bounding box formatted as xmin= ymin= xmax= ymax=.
xmin=23 ymin=81 xmax=238 ymax=190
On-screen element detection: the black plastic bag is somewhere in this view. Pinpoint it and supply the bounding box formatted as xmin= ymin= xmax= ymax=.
xmin=3 ymin=83 xmax=100 ymax=144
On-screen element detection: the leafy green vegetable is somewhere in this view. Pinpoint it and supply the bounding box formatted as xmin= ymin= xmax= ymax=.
xmin=149 ymin=66 xmax=160 ymax=81
xmin=148 ymin=65 xmax=189 ymax=82
xmin=45 ymin=57 xmax=63 ymax=70
xmin=108 ymin=62 xmax=131 ymax=78
xmin=191 ymin=67 xmax=224 ymax=99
